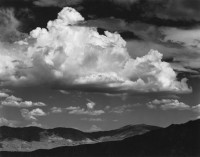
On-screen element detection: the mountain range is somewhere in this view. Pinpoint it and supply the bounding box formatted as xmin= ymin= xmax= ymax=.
xmin=0 ymin=119 xmax=199 ymax=157
xmin=0 ymin=124 xmax=160 ymax=151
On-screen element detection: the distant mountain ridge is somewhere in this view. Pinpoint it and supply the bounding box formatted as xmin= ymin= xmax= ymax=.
xmin=1 ymin=119 xmax=199 ymax=157
xmin=0 ymin=124 xmax=160 ymax=151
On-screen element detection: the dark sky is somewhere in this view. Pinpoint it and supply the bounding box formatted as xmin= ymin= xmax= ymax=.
xmin=0 ymin=0 xmax=200 ymax=131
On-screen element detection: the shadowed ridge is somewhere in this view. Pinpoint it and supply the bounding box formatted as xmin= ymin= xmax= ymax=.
xmin=0 ymin=123 xmax=161 ymax=151
xmin=1 ymin=119 xmax=198 ymax=157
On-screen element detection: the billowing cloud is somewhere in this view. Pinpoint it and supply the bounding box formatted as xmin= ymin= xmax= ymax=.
xmin=21 ymin=108 xmax=47 ymax=120
xmin=147 ymin=99 xmax=190 ymax=110
xmin=84 ymin=18 xmax=200 ymax=75
xmin=0 ymin=7 xmax=191 ymax=94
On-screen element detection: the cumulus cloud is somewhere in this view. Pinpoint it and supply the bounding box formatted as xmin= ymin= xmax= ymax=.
xmin=86 ymin=99 xmax=96 ymax=109
xmin=147 ymin=99 xmax=190 ymax=110
xmin=21 ymin=108 xmax=47 ymax=120
xmin=85 ymin=18 xmax=200 ymax=75
xmin=59 ymin=90 xmax=70 ymax=95
xmin=0 ymin=7 xmax=191 ymax=94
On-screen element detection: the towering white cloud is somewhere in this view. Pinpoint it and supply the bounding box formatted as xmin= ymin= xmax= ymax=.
xmin=0 ymin=7 xmax=191 ymax=93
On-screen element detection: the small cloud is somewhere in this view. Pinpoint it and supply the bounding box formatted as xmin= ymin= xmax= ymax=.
xmin=66 ymin=106 xmax=80 ymax=110
xmin=113 ymin=119 xmax=119 ymax=122
xmin=66 ymin=106 xmax=105 ymax=116
xmin=27 ymin=121 xmax=43 ymax=128
xmin=0 ymin=89 xmax=11 ymax=98
xmin=110 ymin=104 xmax=138 ymax=114
xmin=86 ymin=99 xmax=96 ymax=109
xmin=0 ymin=92 xmax=9 ymax=98
xmin=51 ymin=107 xmax=63 ymax=113
xmin=105 ymin=105 xmax=111 ymax=110
xmin=21 ymin=108 xmax=47 ymax=121
xmin=81 ymin=118 xmax=103 ymax=122
xmin=192 ymin=104 xmax=200 ymax=112
xmin=59 ymin=90 xmax=70 ymax=95
xmin=88 ymin=125 xmax=102 ymax=132
xmin=192 ymin=104 xmax=200 ymax=118
xmin=147 ymin=103 xmax=157 ymax=109
xmin=5 ymin=95 xmax=22 ymax=102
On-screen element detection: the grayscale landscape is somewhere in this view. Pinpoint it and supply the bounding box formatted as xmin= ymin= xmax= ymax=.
xmin=0 ymin=0 xmax=200 ymax=156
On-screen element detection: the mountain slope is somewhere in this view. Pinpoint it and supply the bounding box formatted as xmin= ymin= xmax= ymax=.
xmin=0 ymin=124 xmax=160 ymax=151
xmin=1 ymin=119 xmax=199 ymax=157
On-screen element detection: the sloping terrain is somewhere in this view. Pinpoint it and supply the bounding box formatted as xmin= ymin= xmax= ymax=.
xmin=1 ymin=119 xmax=199 ymax=157
xmin=0 ymin=124 xmax=160 ymax=151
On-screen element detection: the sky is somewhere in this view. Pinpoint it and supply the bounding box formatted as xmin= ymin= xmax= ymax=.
xmin=0 ymin=0 xmax=200 ymax=131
